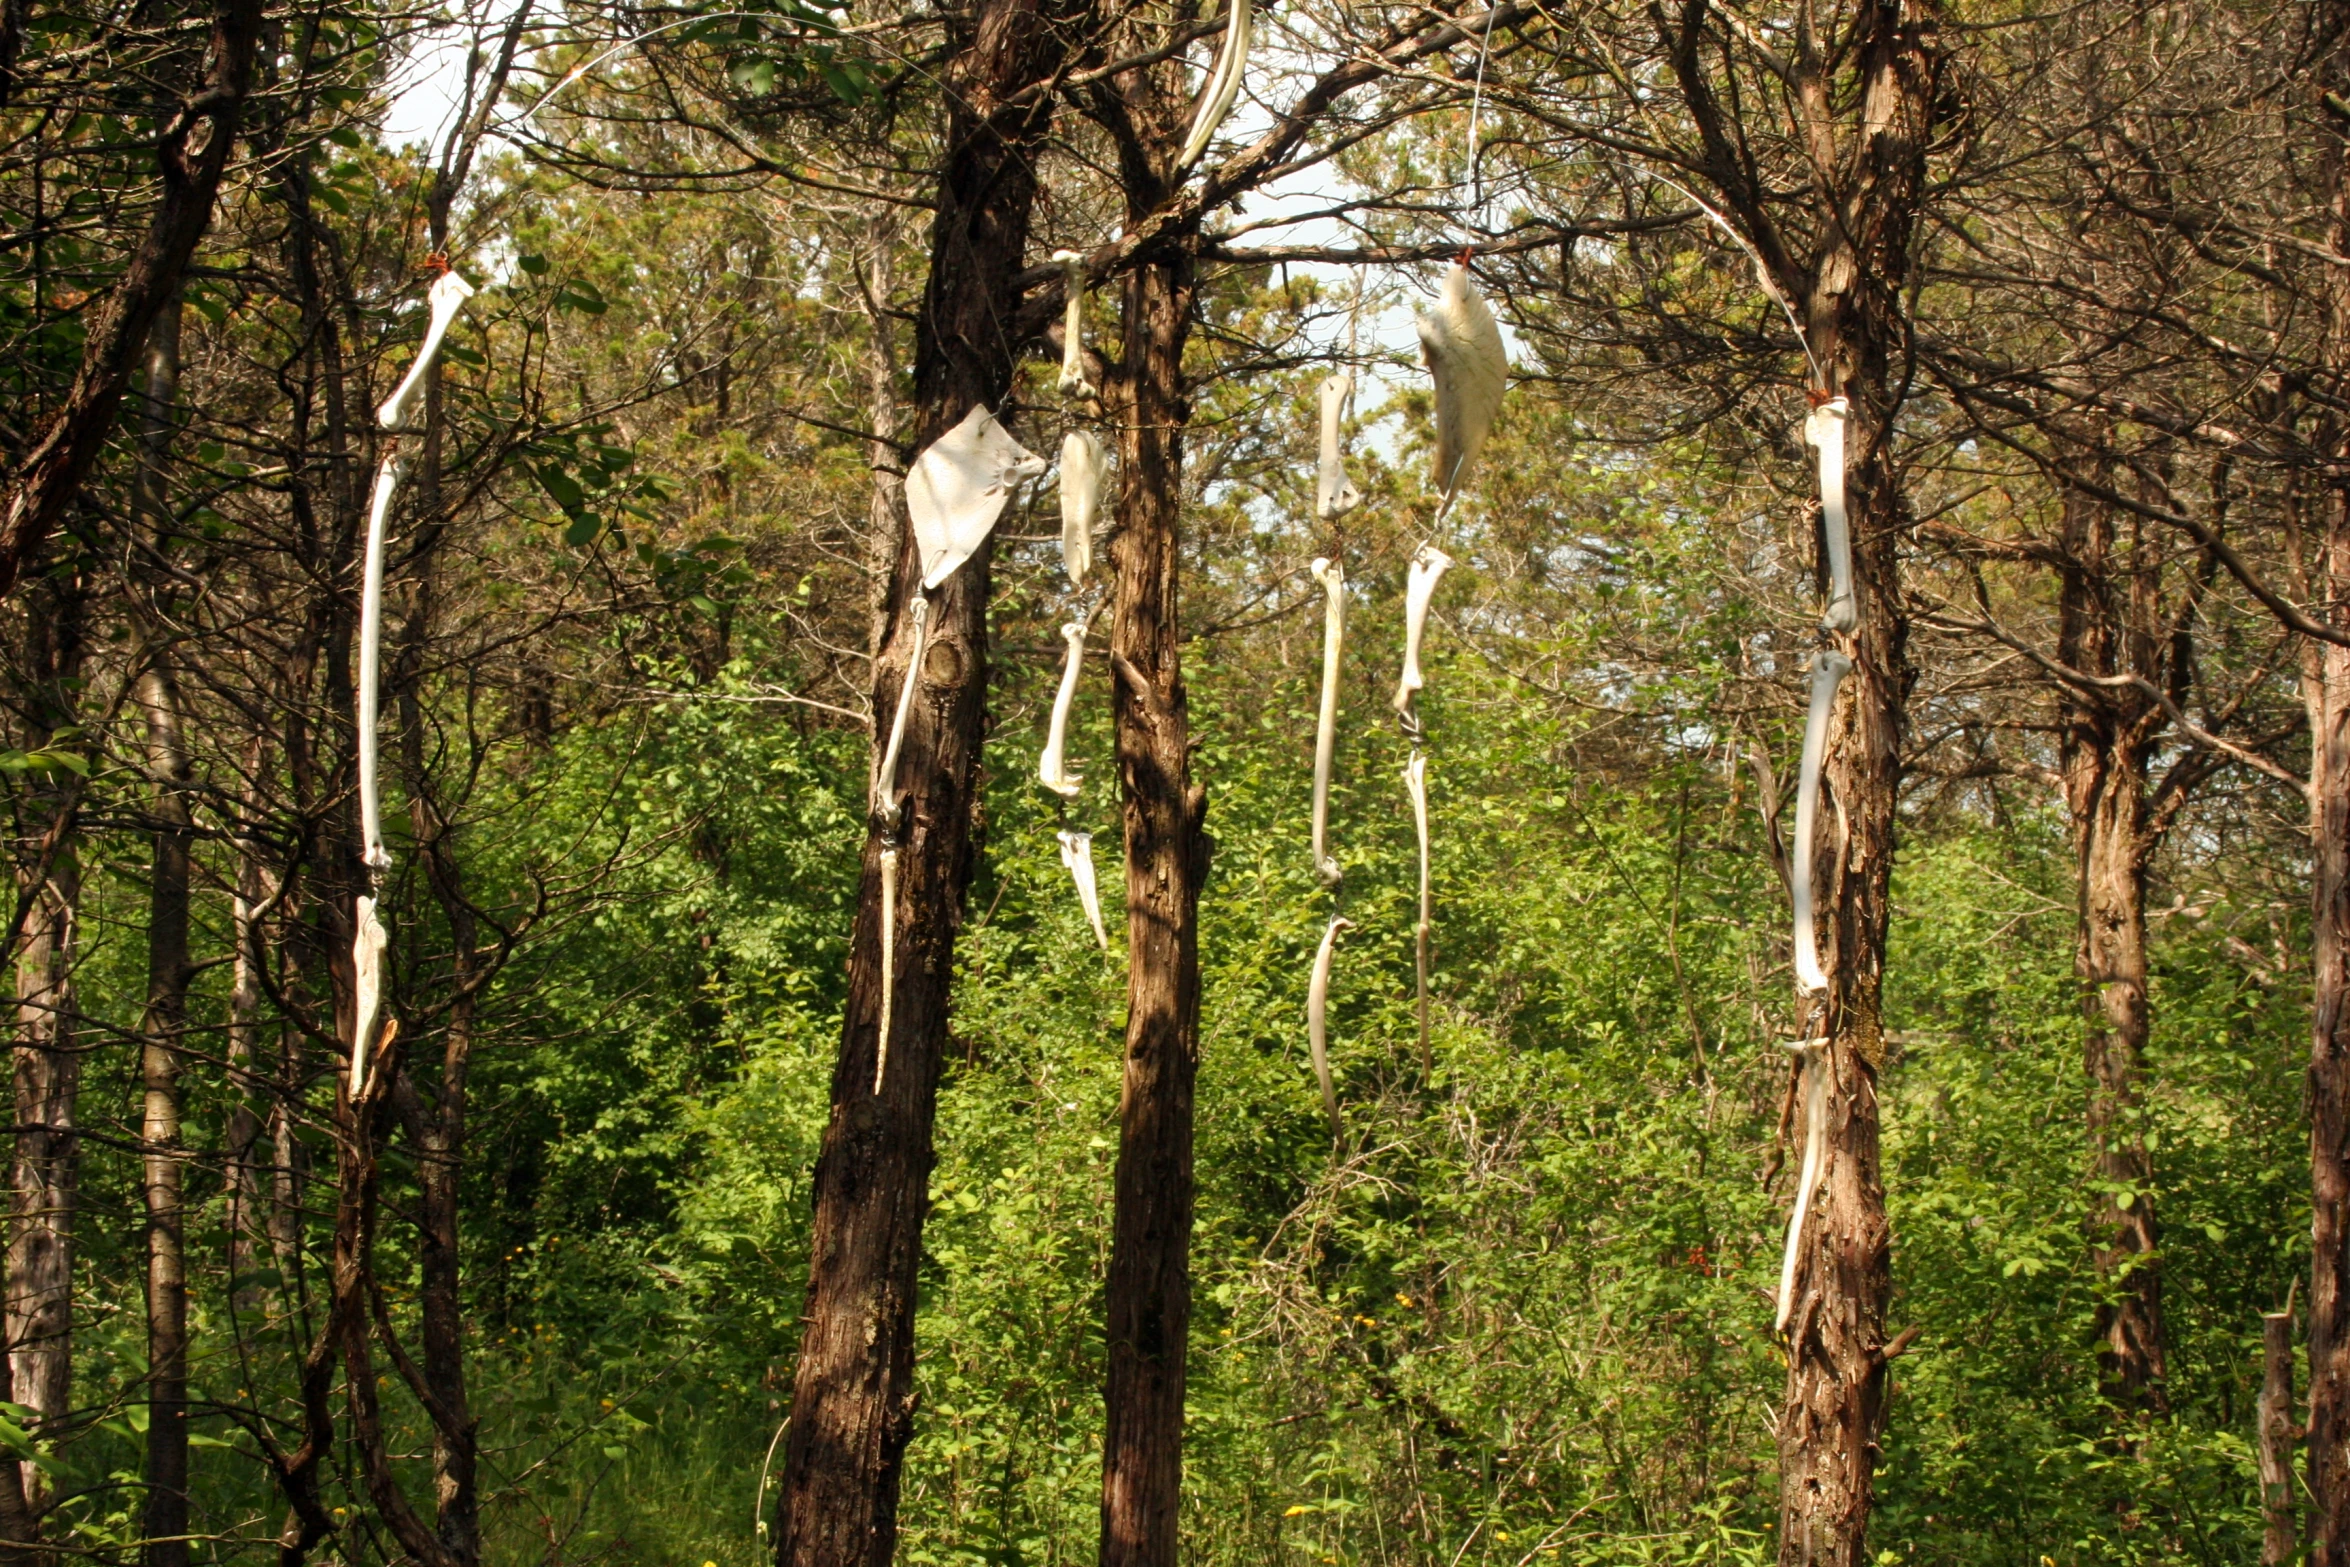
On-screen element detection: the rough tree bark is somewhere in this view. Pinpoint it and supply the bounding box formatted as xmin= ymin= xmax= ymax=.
xmin=2263 ymin=1306 xmax=2299 ymax=1566
xmin=773 ymin=0 xmax=1077 ymax=1560
xmin=0 ymin=0 xmax=262 ymax=596
xmin=1093 ymin=35 xmax=1207 ymax=1567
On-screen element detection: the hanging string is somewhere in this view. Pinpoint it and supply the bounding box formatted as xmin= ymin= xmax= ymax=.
xmin=1461 ymin=0 xmax=1502 ymax=224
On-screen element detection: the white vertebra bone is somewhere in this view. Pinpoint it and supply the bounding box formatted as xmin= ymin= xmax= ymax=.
xmin=1791 ymin=649 xmax=1853 ymax=994
xmin=1059 ymin=430 xmax=1105 ymax=585
xmin=376 ymin=269 xmax=476 ymax=433
xmin=1058 ymin=830 xmax=1109 ymax=951
xmin=1039 ymin=621 xmax=1087 ymax=799
xmin=906 ymin=403 xmax=1048 ymax=591
xmin=1053 ymin=251 xmax=1096 ymax=400
xmin=1416 ymin=262 xmax=1508 ymax=517
xmin=1775 ymin=1036 xmax=1831 ymax=1334
xmin=1316 ymin=371 xmax=1362 ymax=522
xmin=1392 ymin=544 xmax=1452 ymax=717
xmin=1805 ymin=396 xmax=1857 ymax=632
xmin=1310 ymin=557 xmax=1345 ymax=886
xmin=1178 ymin=0 xmax=1252 ymax=168
xmin=1308 ymin=916 xmax=1353 ymax=1140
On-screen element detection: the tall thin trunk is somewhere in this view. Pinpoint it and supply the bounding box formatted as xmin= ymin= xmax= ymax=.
xmin=1095 ymin=40 xmax=1206 ymax=1567
xmin=774 ymin=2 xmax=1070 ymax=1561
xmin=2263 ymin=1308 xmax=2299 ymax=1566
xmin=861 ymin=209 xmax=903 ymax=662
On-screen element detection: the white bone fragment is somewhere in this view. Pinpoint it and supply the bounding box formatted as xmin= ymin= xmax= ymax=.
xmin=1804 ymin=396 xmax=1857 ymax=632
xmin=357 ymin=452 xmax=403 ymax=876
xmin=1406 ymin=748 xmax=1436 ymax=1061
xmin=1416 ymin=262 xmax=1507 ymax=517
xmin=1059 ymin=430 xmax=1106 ymax=585
xmin=874 ymin=595 xmax=931 ymax=816
xmin=1316 ymin=371 xmax=1362 ymax=522
xmin=376 ymin=270 xmax=476 ymax=433
xmin=1039 ymin=621 xmax=1087 ymax=799
xmin=1309 ymin=558 xmax=1345 ymax=886
xmin=1791 ymin=650 xmax=1852 ymax=995
xmin=349 ymin=895 xmax=389 ymax=1095
xmin=1178 ymin=0 xmax=1252 ymax=168
xmin=1775 ymin=1036 xmax=1831 ymax=1334
xmin=905 ymin=403 xmax=1048 ymax=591
xmin=1052 ymin=252 xmax=1096 ymax=400
xmin=1392 ymin=544 xmax=1452 ymax=717
xmin=1308 ymin=916 xmax=1353 ymax=1139
xmin=874 ymin=845 xmax=899 ymax=1093
xmin=1058 ymin=830 xmax=1109 ymax=950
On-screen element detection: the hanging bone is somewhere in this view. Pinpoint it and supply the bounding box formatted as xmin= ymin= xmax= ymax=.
xmin=1058 ymin=830 xmax=1110 ymax=950
xmin=874 ymin=845 xmax=900 ymax=1092
xmin=1308 ymin=916 xmax=1353 ymax=1142
xmin=1790 ymin=649 xmax=1852 ymax=995
xmin=1316 ymin=371 xmax=1362 ymax=522
xmin=1775 ymin=1036 xmax=1831 ymax=1334
xmin=1178 ymin=0 xmax=1252 ymax=168
xmin=376 ymin=269 xmax=477 ymax=433
xmin=1805 ymin=396 xmax=1857 ymax=632
xmin=1416 ymin=261 xmax=1508 ymax=519
xmin=1053 ymin=251 xmax=1096 ymax=400
xmin=1060 ymin=429 xmax=1105 ymax=585
xmin=350 ymin=895 xmax=390 ymax=1096
xmin=1404 ymin=750 xmax=1435 ymax=1065
xmin=1039 ymin=621 xmax=1088 ymax=799
xmin=1392 ymin=544 xmax=1452 ymax=719
xmin=906 ymin=402 xmax=1049 ymax=591
xmin=1310 ymin=557 xmax=1346 ymax=887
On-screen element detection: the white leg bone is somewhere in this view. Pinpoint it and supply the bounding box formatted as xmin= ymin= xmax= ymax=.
xmin=1392 ymin=544 xmax=1452 ymax=717
xmin=1039 ymin=621 xmax=1087 ymax=799
xmin=1804 ymin=397 xmax=1856 ymax=632
xmin=1791 ymin=650 xmax=1853 ymax=995
xmin=1406 ymin=748 xmax=1435 ymax=1056
xmin=1059 ymin=430 xmax=1105 ymax=585
xmin=1316 ymin=372 xmax=1362 ymax=522
xmin=1415 ymin=262 xmax=1508 ymax=518
xmin=1776 ymin=1036 xmax=1831 ymax=1334
xmin=1178 ymin=0 xmax=1252 ymax=168
xmin=874 ymin=595 xmax=930 ymax=817
xmin=376 ymin=270 xmax=477 ymax=433
xmin=1308 ymin=915 xmax=1353 ymax=1139
xmin=350 ymin=895 xmax=390 ymax=1095
xmin=1052 ymin=252 xmax=1096 ymax=400
xmin=357 ymin=451 xmax=404 ymax=876
xmin=874 ymin=845 xmax=899 ymax=1093
xmin=1058 ymin=830 xmax=1109 ymax=950
xmin=907 ymin=403 xmax=1048 ymax=590
xmin=1310 ymin=557 xmax=1345 ymax=886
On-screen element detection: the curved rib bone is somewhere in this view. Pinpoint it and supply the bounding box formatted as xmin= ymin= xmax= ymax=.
xmin=1805 ymin=396 xmax=1856 ymax=632
xmin=1392 ymin=544 xmax=1452 ymax=718
xmin=1775 ymin=1036 xmax=1831 ymax=1334
xmin=376 ymin=270 xmax=477 ymax=433
xmin=873 ymin=595 xmax=931 ymax=818
xmin=1791 ymin=649 xmax=1853 ymax=995
xmin=1316 ymin=371 xmax=1362 ymax=522
xmin=1308 ymin=916 xmax=1354 ymax=1141
xmin=1052 ymin=252 xmax=1096 ymax=400
xmin=1310 ymin=557 xmax=1345 ymax=886
xmin=1177 ymin=0 xmax=1252 ymax=169
xmin=1060 ymin=430 xmax=1105 ymax=585
xmin=874 ymin=845 xmax=899 ymax=1093
xmin=1416 ymin=262 xmax=1508 ymax=518
xmin=906 ymin=403 xmax=1048 ymax=591
xmin=1039 ymin=621 xmax=1087 ymax=799
xmin=1058 ymin=830 xmax=1109 ymax=950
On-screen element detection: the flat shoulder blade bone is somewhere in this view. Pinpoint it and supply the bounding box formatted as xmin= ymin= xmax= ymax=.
xmin=1415 ymin=263 xmax=1507 ymax=515
xmin=906 ymin=403 xmax=1047 ymax=591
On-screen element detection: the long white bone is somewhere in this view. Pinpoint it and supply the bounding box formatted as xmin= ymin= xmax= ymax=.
xmin=1057 ymin=830 xmax=1109 ymax=950
xmin=349 ymin=450 xmax=404 ymax=1095
xmin=1308 ymin=916 xmax=1353 ymax=1139
xmin=1316 ymin=372 xmax=1362 ymax=522
xmin=1052 ymin=252 xmax=1096 ymax=400
xmin=874 ymin=595 xmax=931 ymax=816
xmin=1791 ymin=650 xmax=1852 ymax=995
xmin=376 ymin=270 xmax=477 ymax=434
xmin=1392 ymin=544 xmax=1452 ymax=717
xmin=1405 ymin=751 xmax=1434 ymax=1055
xmin=1177 ymin=0 xmax=1252 ymax=169
xmin=350 ymin=895 xmax=390 ymax=1097
xmin=1804 ymin=397 xmax=1857 ymax=632
xmin=1060 ymin=430 xmax=1105 ymax=585
xmin=906 ymin=402 xmax=1048 ymax=591
xmin=1775 ymin=1036 xmax=1831 ymax=1334
xmin=1309 ymin=558 xmax=1345 ymax=886
xmin=874 ymin=845 xmax=899 ymax=1093
xmin=1039 ymin=621 xmax=1087 ymax=799
xmin=1415 ymin=262 xmax=1508 ymax=519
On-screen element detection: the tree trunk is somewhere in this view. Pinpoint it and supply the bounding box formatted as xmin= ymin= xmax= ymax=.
xmin=2263 ymin=1308 xmax=2299 ymax=1566
xmin=773 ymin=0 xmax=1071 ymax=1561
xmin=1096 ymin=45 xmax=1206 ymax=1567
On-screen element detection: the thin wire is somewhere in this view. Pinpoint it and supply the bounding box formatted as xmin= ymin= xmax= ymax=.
xmin=1461 ymin=2 xmax=1502 ymax=224
xmin=1644 ymin=169 xmax=1826 ymax=390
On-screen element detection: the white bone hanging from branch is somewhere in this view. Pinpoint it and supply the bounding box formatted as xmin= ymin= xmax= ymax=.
xmin=1308 ymin=916 xmax=1352 ymax=1141
xmin=1805 ymin=397 xmax=1856 ymax=632
xmin=1058 ymin=830 xmax=1109 ymax=950
xmin=1178 ymin=0 xmax=1251 ymax=169
xmin=1775 ymin=1035 xmax=1830 ymax=1334
xmin=1052 ymin=251 xmax=1096 ymax=400
xmin=1416 ymin=262 xmax=1507 ymax=521
xmin=1309 ymin=557 xmax=1346 ymax=888
xmin=1790 ymin=649 xmax=1851 ymax=996
xmin=1316 ymin=372 xmax=1362 ymax=522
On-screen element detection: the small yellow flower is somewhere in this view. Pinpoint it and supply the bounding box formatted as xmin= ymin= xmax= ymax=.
xmin=1396 ymin=1293 xmax=1414 ymax=1308
xmin=1283 ymin=1505 xmax=1311 ymax=1517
